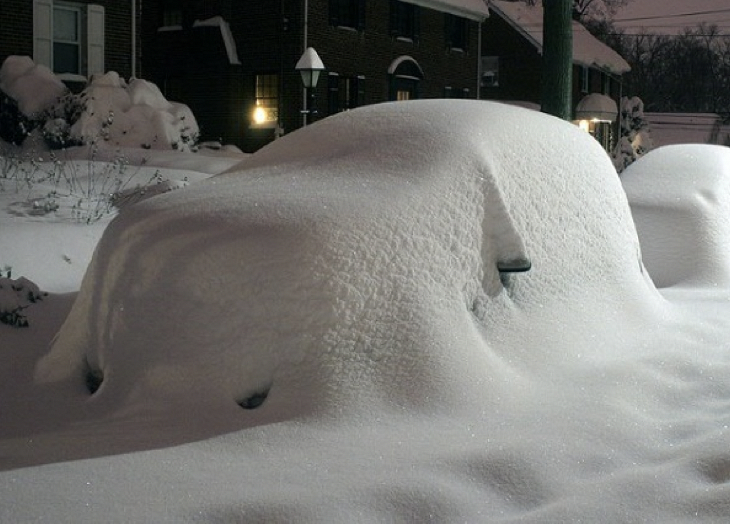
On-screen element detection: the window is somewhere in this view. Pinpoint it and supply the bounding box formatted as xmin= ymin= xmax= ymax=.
xmin=328 ymin=74 xmax=365 ymax=114
xmin=329 ymin=0 xmax=365 ymax=30
xmin=602 ymin=74 xmax=611 ymax=95
xmin=443 ymin=87 xmax=470 ymax=99
xmin=33 ymin=0 xmax=105 ymax=78
xmin=53 ymin=4 xmax=80 ymax=74
xmin=391 ymin=77 xmax=419 ymax=101
xmin=581 ymin=66 xmax=589 ymax=93
xmin=445 ymin=14 xmax=468 ymax=50
xmin=162 ymin=9 xmax=183 ymax=28
xmin=390 ymin=1 xmax=419 ymax=41
xmin=252 ymin=74 xmax=279 ymax=128
xmin=481 ymin=56 xmax=499 ymax=87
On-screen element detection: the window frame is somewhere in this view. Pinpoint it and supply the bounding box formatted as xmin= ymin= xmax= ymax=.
xmin=329 ymin=0 xmax=365 ymax=31
xmin=390 ymin=0 xmax=420 ymax=42
xmin=581 ymin=66 xmax=590 ymax=93
xmin=327 ymin=73 xmax=365 ymax=115
xmin=33 ymin=0 xmax=105 ymax=80
xmin=159 ymin=0 xmax=183 ymax=30
xmin=251 ymin=73 xmax=280 ymax=129
xmin=481 ymin=56 xmax=500 ymax=88
xmin=444 ymin=14 xmax=468 ymax=51
xmin=52 ymin=3 xmax=82 ymax=75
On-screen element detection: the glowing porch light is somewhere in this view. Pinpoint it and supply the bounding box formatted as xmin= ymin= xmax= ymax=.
xmin=252 ymin=106 xmax=267 ymax=125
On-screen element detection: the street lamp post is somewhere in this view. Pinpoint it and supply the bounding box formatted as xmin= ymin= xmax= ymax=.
xmin=295 ymin=47 xmax=325 ymax=126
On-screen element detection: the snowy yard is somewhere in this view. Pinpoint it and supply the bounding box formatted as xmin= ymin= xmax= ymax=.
xmin=2 ymin=92 xmax=730 ymax=522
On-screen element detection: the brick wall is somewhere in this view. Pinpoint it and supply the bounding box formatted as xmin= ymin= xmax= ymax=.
xmin=141 ymin=0 xmax=483 ymax=152
xmin=0 ymin=1 xmax=135 ymax=79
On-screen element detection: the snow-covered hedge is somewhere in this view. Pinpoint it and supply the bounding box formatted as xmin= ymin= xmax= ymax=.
xmin=0 ymin=56 xmax=199 ymax=151
xmin=0 ymin=274 xmax=44 ymax=328
xmin=612 ymin=96 xmax=655 ymax=173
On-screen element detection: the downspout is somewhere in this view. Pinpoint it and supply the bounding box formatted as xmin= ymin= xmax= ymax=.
xmin=302 ymin=0 xmax=309 ymax=126
xmin=476 ymin=20 xmax=482 ymax=99
xmin=131 ymin=0 xmax=137 ymax=78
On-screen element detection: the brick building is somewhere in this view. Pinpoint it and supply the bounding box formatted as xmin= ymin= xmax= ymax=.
xmin=0 ymin=0 xmax=140 ymax=89
xmin=481 ymin=1 xmax=630 ymax=150
xmin=141 ymin=0 xmax=490 ymax=152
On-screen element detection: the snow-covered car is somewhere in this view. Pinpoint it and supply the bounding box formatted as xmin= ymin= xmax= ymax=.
xmin=622 ymin=144 xmax=730 ymax=289
xmin=4 ymin=100 xmax=730 ymax=523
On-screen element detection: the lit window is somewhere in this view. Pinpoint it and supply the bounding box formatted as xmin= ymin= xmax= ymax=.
xmin=252 ymin=74 xmax=279 ymax=127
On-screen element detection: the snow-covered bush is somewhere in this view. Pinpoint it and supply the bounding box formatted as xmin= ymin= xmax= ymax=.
xmin=62 ymin=72 xmax=200 ymax=151
xmin=0 ymin=274 xmax=44 ymax=328
xmin=0 ymin=56 xmax=67 ymax=145
xmin=612 ymin=96 xmax=655 ymax=173
xmin=0 ymin=56 xmax=200 ymax=152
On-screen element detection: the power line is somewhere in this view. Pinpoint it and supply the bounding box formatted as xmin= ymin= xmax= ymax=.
xmin=613 ymin=8 xmax=730 ymax=23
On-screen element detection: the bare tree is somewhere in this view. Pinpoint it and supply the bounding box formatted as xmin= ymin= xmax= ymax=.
xmin=572 ymin=0 xmax=629 ymax=21
xmin=516 ymin=0 xmax=630 ymax=21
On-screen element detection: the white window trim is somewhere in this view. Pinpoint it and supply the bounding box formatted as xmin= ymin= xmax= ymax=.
xmin=581 ymin=66 xmax=589 ymax=93
xmin=33 ymin=0 xmax=105 ymax=78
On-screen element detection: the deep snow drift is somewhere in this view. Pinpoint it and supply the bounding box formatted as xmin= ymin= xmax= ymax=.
xmin=623 ymin=144 xmax=730 ymax=289
xmin=3 ymin=100 xmax=730 ymax=522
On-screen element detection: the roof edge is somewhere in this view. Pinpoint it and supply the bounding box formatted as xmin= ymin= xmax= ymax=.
xmin=402 ymin=0 xmax=490 ymax=21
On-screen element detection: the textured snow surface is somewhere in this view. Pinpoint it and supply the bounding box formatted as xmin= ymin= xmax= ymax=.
xmin=71 ymin=72 xmax=200 ymax=151
xmin=623 ymin=144 xmax=730 ymax=288
xmin=0 ymin=55 xmax=66 ymax=116
xmin=4 ymin=101 xmax=730 ymax=522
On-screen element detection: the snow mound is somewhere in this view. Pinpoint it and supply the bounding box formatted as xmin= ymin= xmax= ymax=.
xmin=38 ymin=99 xmax=659 ymax=419
xmin=622 ymin=144 xmax=730 ymax=288
xmin=71 ymin=72 xmax=199 ymax=151
xmin=0 ymin=55 xmax=66 ymax=116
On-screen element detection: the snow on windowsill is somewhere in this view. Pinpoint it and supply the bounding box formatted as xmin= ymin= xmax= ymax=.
xmin=57 ymin=73 xmax=87 ymax=83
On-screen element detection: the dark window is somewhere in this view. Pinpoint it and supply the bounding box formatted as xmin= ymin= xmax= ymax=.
xmin=161 ymin=0 xmax=183 ymax=27
xmin=443 ymin=87 xmax=470 ymax=99
xmin=328 ymin=74 xmax=365 ymax=114
xmin=390 ymin=1 xmax=419 ymax=41
xmin=481 ymin=56 xmax=499 ymax=87
xmin=53 ymin=4 xmax=81 ymax=74
xmin=329 ymin=0 xmax=365 ymax=30
xmin=445 ymin=14 xmax=468 ymax=50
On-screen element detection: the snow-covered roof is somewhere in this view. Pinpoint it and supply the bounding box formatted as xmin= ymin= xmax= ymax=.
xmin=402 ymin=0 xmax=490 ymax=21
xmin=489 ymin=0 xmax=630 ymax=74
xmin=192 ymin=17 xmax=241 ymax=65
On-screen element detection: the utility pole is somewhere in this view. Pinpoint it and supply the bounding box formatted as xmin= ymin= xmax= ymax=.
xmin=541 ymin=0 xmax=573 ymax=120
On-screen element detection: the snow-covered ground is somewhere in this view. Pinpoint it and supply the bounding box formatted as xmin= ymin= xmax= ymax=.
xmin=3 ymin=90 xmax=730 ymax=522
